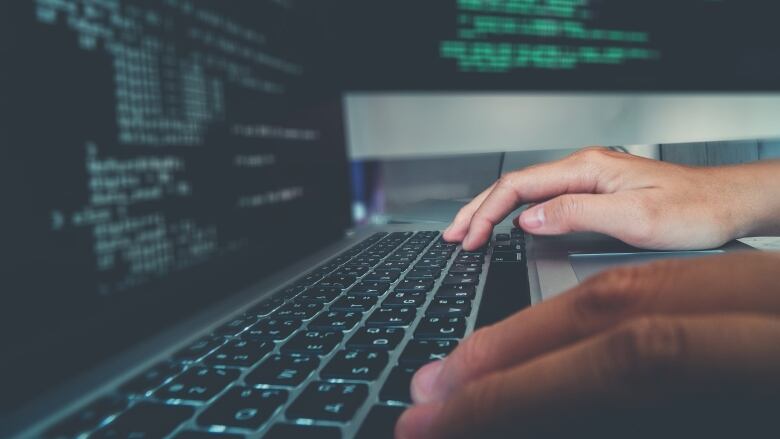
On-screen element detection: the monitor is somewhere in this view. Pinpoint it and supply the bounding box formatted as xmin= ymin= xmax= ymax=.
xmin=0 ymin=0 xmax=350 ymax=412
xmin=325 ymin=0 xmax=780 ymax=158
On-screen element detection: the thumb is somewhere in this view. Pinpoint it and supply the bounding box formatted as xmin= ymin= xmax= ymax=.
xmin=518 ymin=193 xmax=645 ymax=242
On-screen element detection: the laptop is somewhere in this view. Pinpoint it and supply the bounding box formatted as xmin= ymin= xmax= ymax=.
xmin=1 ymin=2 xmax=749 ymax=439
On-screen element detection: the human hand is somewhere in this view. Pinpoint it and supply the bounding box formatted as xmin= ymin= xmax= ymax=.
xmin=444 ymin=147 xmax=780 ymax=251
xmin=395 ymin=251 xmax=780 ymax=438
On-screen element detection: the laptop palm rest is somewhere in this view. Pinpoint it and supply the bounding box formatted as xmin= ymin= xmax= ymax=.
xmin=569 ymin=251 xmax=725 ymax=282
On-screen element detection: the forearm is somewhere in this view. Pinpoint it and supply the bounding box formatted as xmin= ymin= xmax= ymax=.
xmin=717 ymin=160 xmax=780 ymax=237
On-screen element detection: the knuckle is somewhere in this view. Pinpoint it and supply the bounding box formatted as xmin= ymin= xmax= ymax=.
xmin=572 ymin=266 xmax=647 ymax=329
xmin=455 ymin=328 xmax=494 ymax=372
xmin=604 ymin=317 xmax=688 ymax=388
xmin=549 ymin=195 xmax=584 ymax=226
xmin=572 ymin=146 xmax=610 ymax=163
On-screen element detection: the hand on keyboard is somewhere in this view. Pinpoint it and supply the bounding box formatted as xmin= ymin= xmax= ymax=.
xmin=396 ymin=251 xmax=780 ymax=438
xmin=444 ymin=147 xmax=780 ymax=251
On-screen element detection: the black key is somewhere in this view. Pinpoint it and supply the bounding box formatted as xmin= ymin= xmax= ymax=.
xmin=287 ymin=382 xmax=368 ymax=422
xmin=245 ymin=296 xmax=286 ymax=317
xmin=399 ymin=339 xmax=458 ymax=366
xmin=448 ymin=263 xmax=482 ymax=274
xmin=173 ymin=335 xmax=225 ymax=362
xmin=274 ymin=302 xmax=323 ymax=320
xmin=197 ymin=386 xmax=287 ymax=430
xmin=415 ymin=258 xmax=447 ymax=269
xmin=442 ymin=272 xmax=480 ymax=285
xmin=435 ymin=284 xmax=476 ymax=300
xmin=379 ymin=365 xmax=417 ymax=403
xmin=321 ymin=349 xmax=389 ymax=381
xmin=348 ymin=281 xmax=390 ymax=296
xmin=295 ymin=286 xmax=341 ymax=304
xmin=496 ymin=233 xmax=511 ymax=242
xmin=245 ymin=354 xmax=319 ymax=387
xmin=338 ymin=265 xmax=369 ymax=277
xmin=382 ymin=291 xmax=426 ymax=308
xmin=91 ymin=402 xmax=194 ymax=439
xmin=299 ymin=272 xmax=324 ymax=286
xmin=119 ymin=362 xmax=182 ymax=395
xmin=378 ymin=261 xmax=409 ymax=271
xmin=366 ymin=307 xmax=416 ymax=327
xmin=415 ymin=316 xmax=466 ymax=339
xmin=204 ymin=338 xmax=273 ymax=368
xmin=491 ymin=251 xmax=523 ymax=263
xmin=213 ymin=314 xmax=259 ymax=336
xmin=364 ymin=270 xmax=400 ymax=283
xmin=423 ymin=250 xmax=451 ymax=259
xmin=405 ymin=268 xmax=441 ymax=280
xmin=330 ymin=295 xmax=377 ymax=312
xmin=477 ymin=247 xmax=531 ymax=328
xmin=265 ymin=424 xmax=341 ymax=439
xmin=455 ymin=253 xmax=483 ymax=263
xmin=426 ymin=303 xmax=471 ymax=318
xmin=281 ymin=330 xmax=343 ymax=356
xmin=347 ymin=327 xmax=405 ymax=351
xmin=308 ymin=310 xmax=362 ymax=332
xmin=45 ymin=395 xmax=128 ymax=438
xmin=384 ymin=255 xmax=414 ymax=263
xmin=244 ymin=317 xmax=301 ymax=341
xmin=356 ymin=405 xmax=406 ymax=439
xmin=155 ymin=367 xmax=239 ymax=402
xmin=395 ymin=279 xmax=434 ymax=293
xmin=319 ymin=275 xmax=356 ymax=289
xmin=173 ymin=432 xmax=244 ymax=439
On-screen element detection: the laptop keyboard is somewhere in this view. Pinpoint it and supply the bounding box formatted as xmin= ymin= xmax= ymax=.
xmin=45 ymin=229 xmax=529 ymax=439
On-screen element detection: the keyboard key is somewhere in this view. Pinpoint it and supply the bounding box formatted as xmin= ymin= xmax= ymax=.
xmin=91 ymin=402 xmax=194 ymax=439
xmin=379 ymin=365 xmax=418 ymax=403
xmin=155 ymin=367 xmax=239 ymax=402
xmin=338 ymin=265 xmax=369 ymax=277
xmin=347 ymin=327 xmax=404 ymax=351
xmin=366 ymin=307 xmax=416 ymax=327
xmin=245 ymin=354 xmax=319 ymax=387
xmin=364 ymin=270 xmax=401 ymax=283
xmin=348 ymin=281 xmax=391 ymax=296
xmin=377 ymin=261 xmax=409 ymax=271
xmin=436 ymin=284 xmax=476 ymax=299
xmin=455 ymin=253 xmax=483 ymax=263
xmin=356 ymin=405 xmax=405 ymax=439
xmin=491 ymin=251 xmax=523 ymax=263
xmin=415 ymin=316 xmax=466 ymax=339
xmin=274 ymin=302 xmax=323 ymax=320
xmin=287 ymin=382 xmax=368 ymax=422
xmin=244 ymin=317 xmax=301 ymax=341
xmin=282 ymin=330 xmax=343 ymax=356
xmin=173 ymin=335 xmax=226 ymax=361
xmin=295 ymin=286 xmax=342 ymax=303
xmin=45 ymin=395 xmax=128 ymax=438
xmin=426 ymin=303 xmax=471 ymax=318
xmin=399 ymin=339 xmax=458 ymax=366
xmin=442 ymin=273 xmax=480 ymax=285
xmin=394 ymin=279 xmax=434 ymax=293
xmin=119 ymin=362 xmax=182 ymax=395
xmin=448 ymin=262 xmax=482 ymax=274
xmin=197 ymin=386 xmax=287 ymax=430
xmin=245 ymin=296 xmax=286 ymax=317
xmin=213 ymin=315 xmax=259 ymax=336
xmin=308 ymin=310 xmax=362 ymax=332
xmin=321 ymin=349 xmax=389 ymax=381
xmin=319 ymin=275 xmax=357 ymax=289
xmin=405 ymin=268 xmax=441 ymax=280
xmin=173 ymin=432 xmax=244 ymax=439
xmin=265 ymin=424 xmax=341 ymax=439
xmin=204 ymin=339 xmax=273 ymax=368
xmin=382 ymin=291 xmax=426 ymax=308
xmin=415 ymin=258 xmax=447 ymax=269
xmin=330 ymin=295 xmax=377 ymax=312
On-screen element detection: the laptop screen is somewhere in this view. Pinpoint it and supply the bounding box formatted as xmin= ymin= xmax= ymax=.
xmin=0 ymin=1 xmax=350 ymax=412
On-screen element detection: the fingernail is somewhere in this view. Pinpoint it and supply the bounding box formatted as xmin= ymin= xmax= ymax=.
xmin=411 ymin=360 xmax=445 ymax=404
xmin=522 ymin=207 xmax=545 ymax=229
xmin=396 ymin=403 xmax=444 ymax=439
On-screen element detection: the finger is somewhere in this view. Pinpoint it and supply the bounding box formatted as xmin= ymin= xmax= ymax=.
xmin=516 ymin=192 xmax=656 ymax=247
xmin=411 ymin=251 xmax=780 ymax=404
xmin=398 ymin=314 xmax=780 ymax=439
xmin=460 ymin=149 xmax=612 ymax=250
xmin=443 ymin=182 xmax=496 ymax=242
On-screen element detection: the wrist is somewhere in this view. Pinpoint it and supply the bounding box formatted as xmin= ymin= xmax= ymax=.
xmin=715 ymin=161 xmax=780 ymax=238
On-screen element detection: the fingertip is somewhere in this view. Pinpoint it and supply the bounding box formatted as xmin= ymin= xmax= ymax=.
xmin=395 ymin=403 xmax=443 ymax=439
xmin=411 ymin=360 xmax=445 ymax=404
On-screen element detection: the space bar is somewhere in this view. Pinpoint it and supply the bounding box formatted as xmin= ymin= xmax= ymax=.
xmin=475 ymin=257 xmax=531 ymax=328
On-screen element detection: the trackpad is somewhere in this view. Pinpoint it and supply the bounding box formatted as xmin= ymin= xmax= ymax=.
xmin=569 ymin=251 xmax=724 ymax=282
